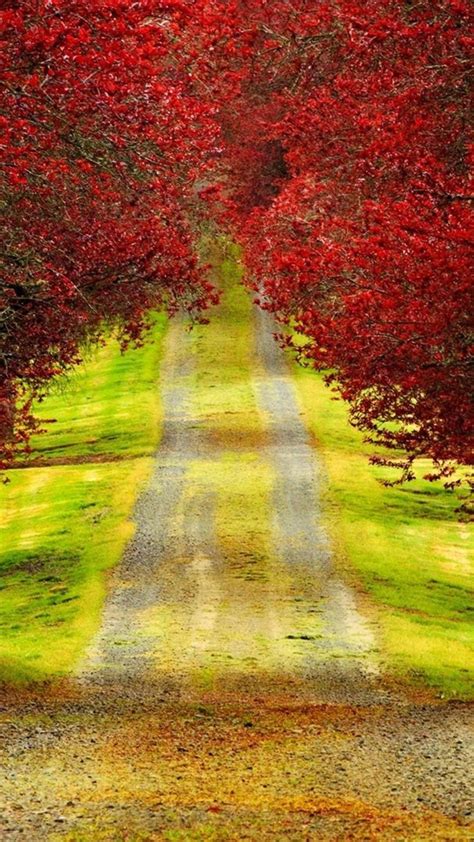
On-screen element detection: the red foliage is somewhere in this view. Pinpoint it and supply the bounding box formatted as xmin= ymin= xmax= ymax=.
xmin=0 ymin=0 xmax=218 ymax=464
xmin=1 ymin=0 xmax=473 ymax=485
xmin=201 ymin=0 xmax=474 ymax=483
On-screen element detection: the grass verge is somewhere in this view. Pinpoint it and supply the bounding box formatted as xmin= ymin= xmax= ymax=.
xmin=0 ymin=316 xmax=167 ymax=683
xmin=292 ymin=366 xmax=473 ymax=699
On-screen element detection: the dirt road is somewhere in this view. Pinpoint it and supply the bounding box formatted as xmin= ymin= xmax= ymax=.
xmin=0 ymin=255 xmax=472 ymax=840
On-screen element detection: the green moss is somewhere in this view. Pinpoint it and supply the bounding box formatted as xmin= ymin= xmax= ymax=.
xmin=292 ymin=365 xmax=474 ymax=699
xmin=0 ymin=317 xmax=167 ymax=683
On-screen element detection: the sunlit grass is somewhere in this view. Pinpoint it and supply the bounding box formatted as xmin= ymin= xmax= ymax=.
xmin=27 ymin=314 xmax=167 ymax=461
xmin=0 ymin=316 xmax=167 ymax=682
xmin=293 ymin=366 xmax=473 ymax=699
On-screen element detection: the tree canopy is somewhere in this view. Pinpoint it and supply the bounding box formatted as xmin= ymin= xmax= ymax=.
xmin=1 ymin=0 xmax=472 ymax=485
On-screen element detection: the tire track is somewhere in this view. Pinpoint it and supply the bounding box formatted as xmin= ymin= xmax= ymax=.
xmin=254 ymin=308 xmax=381 ymax=701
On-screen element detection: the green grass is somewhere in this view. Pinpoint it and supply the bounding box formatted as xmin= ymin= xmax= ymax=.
xmin=0 ymin=316 xmax=167 ymax=683
xmin=27 ymin=314 xmax=167 ymax=462
xmin=293 ymin=366 xmax=474 ymax=699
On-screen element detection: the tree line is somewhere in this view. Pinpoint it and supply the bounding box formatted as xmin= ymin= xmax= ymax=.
xmin=1 ymin=0 xmax=472 ymax=488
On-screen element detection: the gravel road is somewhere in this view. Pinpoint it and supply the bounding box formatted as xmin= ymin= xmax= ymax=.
xmin=0 ymin=284 xmax=472 ymax=841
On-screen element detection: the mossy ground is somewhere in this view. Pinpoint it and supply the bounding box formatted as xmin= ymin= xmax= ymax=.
xmin=0 ymin=316 xmax=166 ymax=682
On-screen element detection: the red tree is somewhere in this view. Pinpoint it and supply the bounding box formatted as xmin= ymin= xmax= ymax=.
xmin=200 ymin=0 xmax=473 ymax=484
xmin=1 ymin=0 xmax=473 ymax=487
xmin=0 ymin=0 xmax=218 ymax=464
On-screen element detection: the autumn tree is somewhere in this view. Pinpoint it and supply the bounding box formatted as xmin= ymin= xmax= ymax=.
xmin=0 ymin=0 xmax=218 ymax=464
xmin=1 ymin=0 xmax=472 ymax=485
xmin=197 ymin=0 xmax=473 ymax=483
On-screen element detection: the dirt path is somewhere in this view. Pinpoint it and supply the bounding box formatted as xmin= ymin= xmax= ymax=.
xmin=0 ymin=257 xmax=472 ymax=840
xmin=253 ymin=309 xmax=380 ymax=704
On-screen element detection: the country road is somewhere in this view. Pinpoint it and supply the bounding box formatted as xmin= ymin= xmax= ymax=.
xmin=0 ymin=251 xmax=472 ymax=840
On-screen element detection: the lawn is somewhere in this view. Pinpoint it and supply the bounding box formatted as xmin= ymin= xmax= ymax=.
xmin=0 ymin=316 xmax=167 ymax=683
xmin=293 ymin=365 xmax=474 ymax=699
